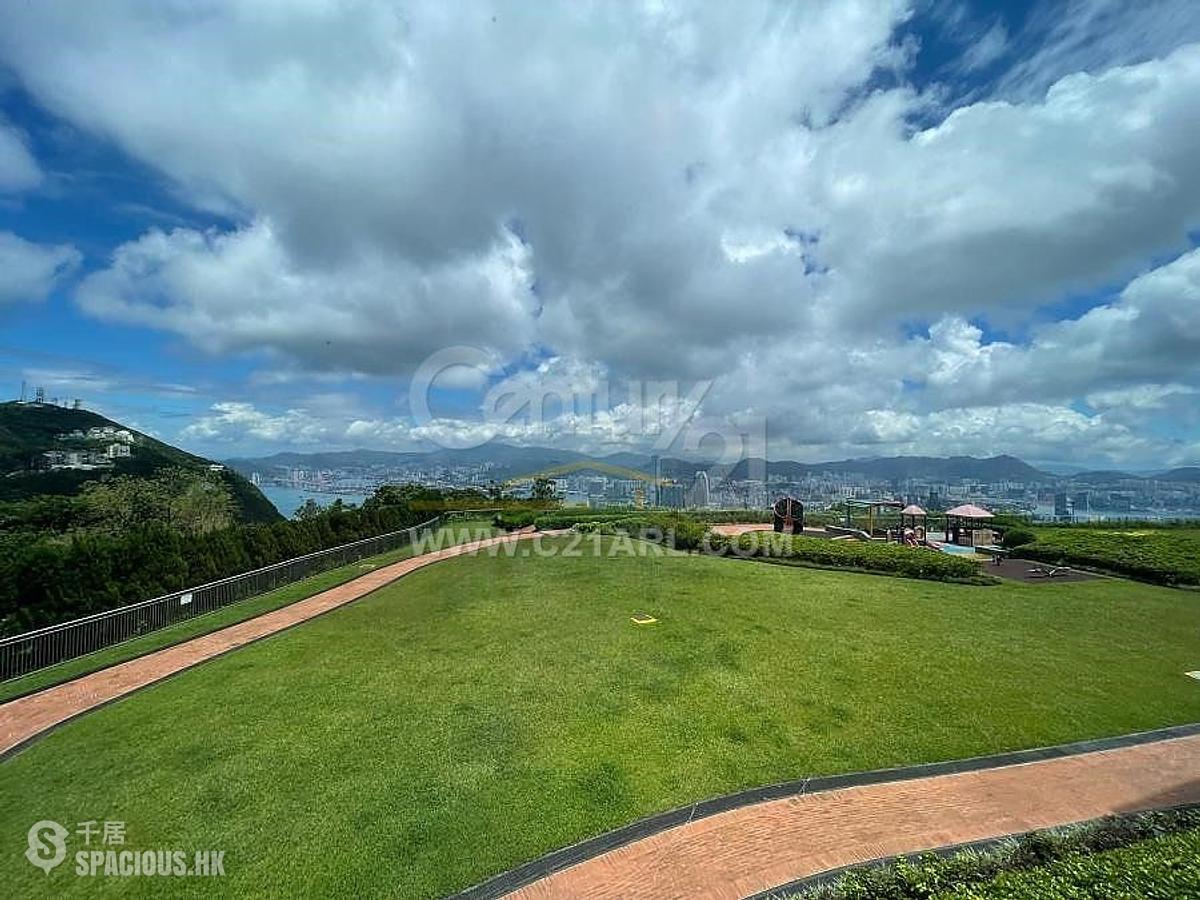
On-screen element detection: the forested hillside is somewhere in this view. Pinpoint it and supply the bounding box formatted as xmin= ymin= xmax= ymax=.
xmin=0 ymin=402 xmax=279 ymax=523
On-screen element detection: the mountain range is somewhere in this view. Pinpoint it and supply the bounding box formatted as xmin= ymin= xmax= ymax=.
xmin=225 ymin=444 xmax=1198 ymax=485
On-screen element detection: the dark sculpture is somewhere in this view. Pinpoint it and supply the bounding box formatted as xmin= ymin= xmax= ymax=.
xmin=772 ymin=496 xmax=804 ymax=534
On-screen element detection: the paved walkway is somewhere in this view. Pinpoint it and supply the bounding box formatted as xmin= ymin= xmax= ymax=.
xmin=504 ymin=732 xmax=1200 ymax=899
xmin=0 ymin=528 xmax=547 ymax=757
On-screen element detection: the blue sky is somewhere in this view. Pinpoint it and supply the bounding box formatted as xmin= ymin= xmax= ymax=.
xmin=1 ymin=0 xmax=1199 ymax=469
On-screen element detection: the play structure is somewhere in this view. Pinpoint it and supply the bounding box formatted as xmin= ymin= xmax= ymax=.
xmin=831 ymin=499 xmax=999 ymax=557
xmin=897 ymin=504 xmax=928 ymax=546
xmin=841 ymin=499 xmax=903 ymax=538
xmin=772 ymin=496 xmax=805 ymax=533
xmin=943 ymin=503 xmax=996 ymax=547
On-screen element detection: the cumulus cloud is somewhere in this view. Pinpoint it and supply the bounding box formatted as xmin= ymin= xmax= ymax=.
xmin=0 ymin=232 xmax=81 ymax=306
xmin=1 ymin=2 xmax=1198 ymax=465
xmin=904 ymin=247 xmax=1200 ymax=409
xmin=76 ymin=219 xmax=538 ymax=373
xmin=182 ymin=401 xmax=333 ymax=445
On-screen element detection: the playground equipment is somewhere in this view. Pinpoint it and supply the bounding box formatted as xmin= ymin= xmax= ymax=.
xmin=944 ymin=503 xmax=995 ymax=546
xmin=899 ymin=504 xmax=927 ymax=546
xmin=842 ymin=499 xmax=903 ymax=538
xmin=772 ymin=497 xmax=805 ymax=533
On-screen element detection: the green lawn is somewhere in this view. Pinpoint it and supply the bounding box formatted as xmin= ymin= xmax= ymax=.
xmin=2 ymin=536 xmax=1198 ymax=897
xmin=0 ymin=518 xmax=499 ymax=702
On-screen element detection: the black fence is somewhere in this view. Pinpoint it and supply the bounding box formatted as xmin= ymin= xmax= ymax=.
xmin=0 ymin=510 xmax=497 ymax=683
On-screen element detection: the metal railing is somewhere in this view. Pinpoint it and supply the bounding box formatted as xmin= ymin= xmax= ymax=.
xmin=0 ymin=510 xmax=500 ymax=683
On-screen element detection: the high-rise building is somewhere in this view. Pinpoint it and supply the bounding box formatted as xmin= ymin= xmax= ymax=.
xmin=659 ymin=483 xmax=685 ymax=509
xmin=1054 ymin=492 xmax=1071 ymax=520
xmin=692 ymin=470 xmax=710 ymax=508
xmin=1072 ymin=491 xmax=1089 ymax=516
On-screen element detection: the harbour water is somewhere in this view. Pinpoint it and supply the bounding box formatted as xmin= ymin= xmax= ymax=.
xmin=258 ymin=485 xmax=370 ymax=518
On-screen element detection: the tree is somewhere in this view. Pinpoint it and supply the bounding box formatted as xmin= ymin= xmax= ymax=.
xmin=78 ymin=468 xmax=235 ymax=535
xmin=294 ymin=499 xmax=324 ymax=520
xmin=532 ymin=477 xmax=559 ymax=503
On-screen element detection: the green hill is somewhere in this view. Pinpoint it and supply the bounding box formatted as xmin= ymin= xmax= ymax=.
xmin=0 ymin=401 xmax=280 ymax=523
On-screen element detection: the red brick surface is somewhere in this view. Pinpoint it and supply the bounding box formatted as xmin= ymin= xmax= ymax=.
xmin=509 ymin=735 xmax=1200 ymax=899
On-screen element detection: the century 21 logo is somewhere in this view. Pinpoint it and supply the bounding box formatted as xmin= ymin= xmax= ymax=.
xmin=26 ymin=820 xmax=69 ymax=873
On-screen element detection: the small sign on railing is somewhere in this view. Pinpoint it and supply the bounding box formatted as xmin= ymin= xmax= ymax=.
xmin=179 ymin=593 xmax=193 ymax=606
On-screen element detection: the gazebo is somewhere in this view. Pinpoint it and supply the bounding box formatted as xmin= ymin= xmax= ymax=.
xmin=899 ymin=504 xmax=928 ymax=543
xmin=944 ymin=503 xmax=994 ymax=546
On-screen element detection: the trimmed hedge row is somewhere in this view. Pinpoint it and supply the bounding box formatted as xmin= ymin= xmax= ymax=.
xmin=572 ymin=514 xmax=708 ymax=550
xmin=790 ymin=807 xmax=1200 ymax=899
xmin=721 ymin=532 xmax=987 ymax=582
xmin=1019 ymin=526 xmax=1200 ymax=586
xmin=944 ymin=828 xmax=1200 ymax=898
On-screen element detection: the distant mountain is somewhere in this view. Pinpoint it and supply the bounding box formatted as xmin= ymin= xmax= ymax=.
xmin=1067 ymin=469 xmax=1150 ymax=485
xmin=226 ymin=449 xmax=428 ymax=471
xmin=1156 ymin=467 xmax=1200 ymax=483
xmin=227 ymin=445 xmax=592 ymax=479
xmin=723 ymin=453 xmax=1049 ymax=483
xmin=228 ymin=443 xmax=1067 ymax=485
xmin=0 ymin=402 xmax=280 ymax=522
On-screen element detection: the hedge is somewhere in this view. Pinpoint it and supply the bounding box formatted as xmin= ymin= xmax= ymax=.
xmin=0 ymin=494 xmax=475 ymax=635
xmin=1019 ymin=526 xmax=1200 ymax=586
xmin=789 ymin=807 xmax=1200 ymax=899
xmin=573 ymin=514 xmax=709 ymax=551
xmin=721 ymin=532 xmax=988 ymax=583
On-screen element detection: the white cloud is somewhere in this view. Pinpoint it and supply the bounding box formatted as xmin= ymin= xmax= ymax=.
xmin=76 ymin=219 xmax=538 ymax=374
xmin=0 ymin=232 xmax=80 ymax=306
xmin=1087 ymin=383 xmax=1197 ymax=411
xmin=182 ymin=401 xmax=332 ymax=445
xmin=959 ymin=21 xmax=1009 ymax=72
xmin=1 ymin=2 xmax=1198 ymax=466
xmin=0 ymin=123 xmax=41 ymax=191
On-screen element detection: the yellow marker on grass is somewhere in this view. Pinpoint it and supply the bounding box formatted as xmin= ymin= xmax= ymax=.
xmin=631 ymin=613 xmax=658 ymax=625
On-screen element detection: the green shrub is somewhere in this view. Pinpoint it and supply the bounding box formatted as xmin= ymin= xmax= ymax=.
xmin=570 ymin=512 xmax=708 ymax=551
xmin=533 ymin=509 xmax=631 ymax=530
xmin=727 ymin=533 xmax=986 ymax=582
xmin=493 ymin=510 xmax=539 ymax=530
xmin=789 ymin=807 xmax=1200 ymax=899
xmin=1000 ymin=528 xmax=1035 ymax=549
xmin=1019 ymin=526 xmax=1200 ymax=586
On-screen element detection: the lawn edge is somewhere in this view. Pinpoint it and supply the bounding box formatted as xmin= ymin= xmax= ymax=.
xmin=449 ymin=721 xmax=1200 ymax=900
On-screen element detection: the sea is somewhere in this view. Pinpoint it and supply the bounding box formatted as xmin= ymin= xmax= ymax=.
xmin=258 ymin=485 xmax=370 ymax=518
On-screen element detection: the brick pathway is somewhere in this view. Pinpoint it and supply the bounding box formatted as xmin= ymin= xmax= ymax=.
xmin=0 ymin=528 xmax=548 ymax=757
xmin=507 ymin=733 xmax=1200 ymax=899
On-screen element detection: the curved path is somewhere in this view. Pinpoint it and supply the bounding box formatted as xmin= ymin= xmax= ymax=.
xmin=457 ymin=725 xmax=1200 ymax=900
xmin=0 ymin=528 xmax=551 ymax=758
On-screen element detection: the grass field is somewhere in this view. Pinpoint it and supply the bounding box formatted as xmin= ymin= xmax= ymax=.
xmin=1021 ymin=525 xmax=1200 ymax=586
xmin=0 ymin=518 xmax=499 ymax=702
xmin=2 ymin=536 xmax=1198 ymax=897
